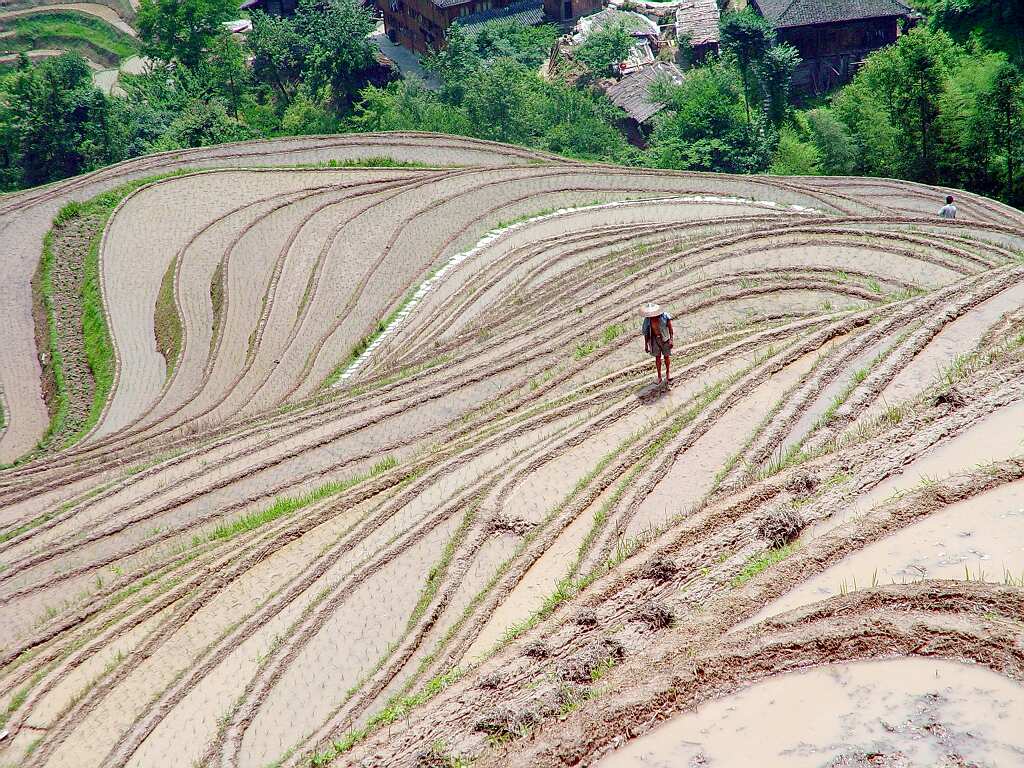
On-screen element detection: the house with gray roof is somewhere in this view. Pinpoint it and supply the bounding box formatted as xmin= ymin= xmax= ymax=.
xmin=749 ymin=0 xmax=916 ymax=93
xmin=377 ymin=0 xmax=549 ymax=55
xmin=674 ymin=0 xmax=719 ymax=61
xmin=603 ymin=60 xmax=683 ymax=146
xmin=457 ymin=0 xmax=545 ymax=36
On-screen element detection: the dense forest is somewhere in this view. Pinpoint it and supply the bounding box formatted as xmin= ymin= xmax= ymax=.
xmin=1 ymin=0 xmax=1022 ymax=207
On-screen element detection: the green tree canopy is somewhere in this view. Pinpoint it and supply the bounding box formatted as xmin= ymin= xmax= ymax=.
xmin=805 ymin=108 xmax=856 ymax=175
xmin=926 ymin=0 xmax=1024 ymax=64
xmin=770 ymin=125 xmax=820 ymax=175
xmin=292 ymin=0 xmax=376 ymax=106
xmin=1 ymin=53 xmax=121 ymax=187
xmin=574 ymin=20 xmax=634 ymax=78
xmin=985 ymin=60 xmax=1024 ymax=199
xmin=152 ymin=98 xmax=256 ymax=149
xmin=759 ymin=43 xmax=801 ymax=126
xmin=648 ymin=62 xmax=773 ymax=173
xmin=248 ymin=0 xmax=376 ymax=110
xmin=354 ymin=24 xmax=632 ymax=164
xmin=719 ymin=8 xmax=776 ymax=126
xmin=136 ymin=0 xmax=238 ymax=69
xmin=831 ymin=26 xmax=960 ymax=182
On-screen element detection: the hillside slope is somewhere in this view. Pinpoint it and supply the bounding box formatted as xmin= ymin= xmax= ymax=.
xmin=2 ymin=135 xmax=1024 ymax=768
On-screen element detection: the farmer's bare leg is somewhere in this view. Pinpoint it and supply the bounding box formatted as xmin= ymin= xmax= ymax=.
xmin=664 ymin=354 xmax=671 ymax=384
xmin=655 ymin=355 xmax=663 ymax=382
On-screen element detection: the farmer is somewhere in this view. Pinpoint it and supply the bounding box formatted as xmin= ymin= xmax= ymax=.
xmin=939 ymin=195 xmax=957 ymax=219
xmin=640 ymin=302 xmax=673 ymax=388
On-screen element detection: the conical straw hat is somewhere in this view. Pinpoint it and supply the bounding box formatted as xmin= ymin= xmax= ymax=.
xmin=639 ymin=302 xmax=662 ymax=318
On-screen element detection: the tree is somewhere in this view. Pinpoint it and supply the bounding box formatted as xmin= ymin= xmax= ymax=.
xmin=987 ymin=60 xmax=1024 ymax=201
xmin=770 ymin=125 xmax=820 ymax=175
xmin=246 ymin=0 xmax=377 ymax=112
xmin=349 ymin=78 xmax=474 ymax=134
xmin=805 ymin=108 xmax=856 ymax=175
xmin=202 ymin=31 xmax=251 ymax=118
xmin=648 ymin=62 xmax=773 ymax=173
xmin=531 ymin=76 xmax=631 ymax=161
xmin=473 ymin=20 xmax=558 ymax=69
xmin=719 ymin=9 xmax=776 ymax=127
xmin=425 ymin=23 xmax=481 ymax=104
xmin=759 ymin=43 xmax=800 ymax=126
xmin=831 ymin=71 xmax=901 ymax=177
xmin=279 ymin=85 xmax=339 ymax=135
xmin=574 ymin=20 xmax=634 ymax=78
xmin=891 ymin=28 xmax=955 ymax=182
xmin=462 ymin=58 xmax=542 ymax=144
xmin=935 ymin=48 xmax=1004 ymax=195
xmin=248 ymin=11 xmax=306 ymax=105
xmin=152 ymin=99 xmax=256 ymax=149
xmin=136 ymin=0 xmax=238 ymax=69
xmin=292 ymin=0 xmax=376 ymax=108
xmin=931 ymin=0 xmax=1024 ymax=65
xmin=2 ymin=53 xmax=120 ymax=187
xmin=858 ymin=27 xmax=959 ymax=182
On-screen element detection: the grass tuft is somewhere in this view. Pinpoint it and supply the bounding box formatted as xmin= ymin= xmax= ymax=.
xmin=202 ymin=457 xmax=395 ymax=545
xmin=731 ymin=542 xmax=799 ymax=587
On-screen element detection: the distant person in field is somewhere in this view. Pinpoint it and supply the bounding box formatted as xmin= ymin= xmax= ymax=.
xmin=640 ymin=302 xmax=673 ymax=388
xmin=939 ymin=195 xmax=957 ymax=219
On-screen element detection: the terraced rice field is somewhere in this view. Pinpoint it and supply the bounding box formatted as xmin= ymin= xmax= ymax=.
xmin=0 ymin=3 xmax=139 ymax=92
xmin=2 ymin=133 xmax=1024 ymax=768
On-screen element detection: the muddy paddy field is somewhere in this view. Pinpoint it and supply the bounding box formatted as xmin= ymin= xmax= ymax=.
xmin=2 ymin=134 xmax=1024 ymax=767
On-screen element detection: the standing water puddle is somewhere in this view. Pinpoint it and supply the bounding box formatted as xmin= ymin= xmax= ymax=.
xmin=806 ymin=399 xmax=1024 ymax=542
xmin=752 ymin=477 xmax=1024 ymax=625
xmin=853 ymin=280 xmax=1024 ymax=429
xmin=599 ymin=657 xmax=1024 ymax=767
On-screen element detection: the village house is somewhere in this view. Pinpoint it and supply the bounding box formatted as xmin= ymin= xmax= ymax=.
xmin=673 ymin=0 xmax=719 ymax=62
xmin=603 ymin=59 xmax=683 ymax=146
xmin=749 ymin=0 xmax=916 ymax=93
xmin=572 ymin=8 xmax=661 ymax=73
xmin=239 ymin=0 xmax=298 ymax=14
xmin=378 ymin=0 xmax=598 ymax=54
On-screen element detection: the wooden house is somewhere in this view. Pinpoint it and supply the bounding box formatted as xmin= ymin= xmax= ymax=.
xmin=674 ymin=0 xmax=719 ymax=62
xmin=749 ymin=0 xmax=916 ymax=93
xmin=239 ymin=0 xmax=298 ymax=15
xmin=603 ymin=60 xmax=683 ymax=147
xmin=542 ymin=0 xmax=601 ymax=25
xmin=380 ymin=0 xmax=548 ymax=53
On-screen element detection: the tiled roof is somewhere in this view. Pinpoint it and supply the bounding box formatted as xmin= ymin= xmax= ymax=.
xmin=675 ymin=0 xmax=720 ymax=46
xmin=604 ymin=61 xmax=684 ymax=123
xmin=456 ymin=0 xmax=545 ymax=33
xmin=750 ymin=0 xmax=912 ymax=28
xmin=573 ymin=8 xmax=659 ymax=43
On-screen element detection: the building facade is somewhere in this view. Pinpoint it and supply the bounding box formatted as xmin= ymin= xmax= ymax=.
xmin=750 ymin=0 xmax=915 ymax=93
xmin=542 ymin=0 xmax=600 ymax=25
xmin=381 ymin=0 xmax=475 ymax=54
xmin=239 ymin=0 xmax=298 ymax=14
xmin=379 ymin=0 xmax=598 ymax=54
